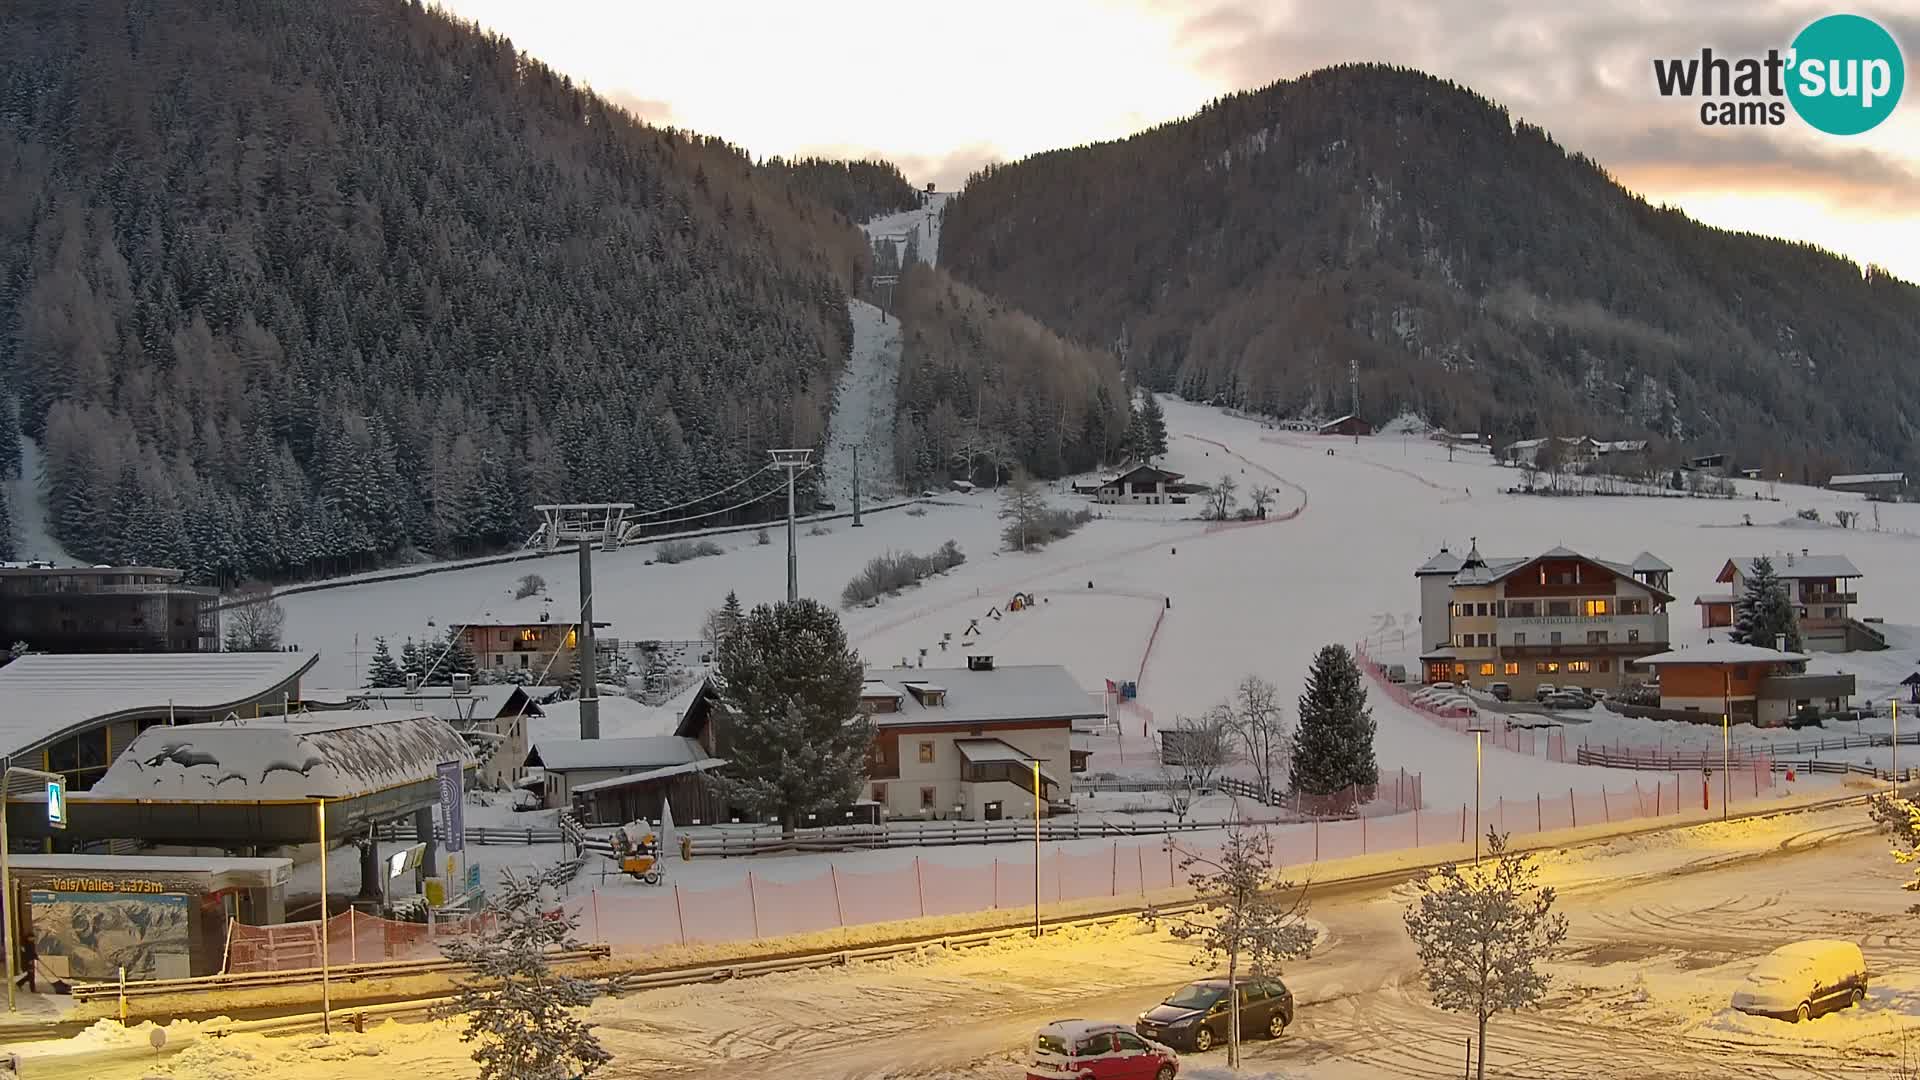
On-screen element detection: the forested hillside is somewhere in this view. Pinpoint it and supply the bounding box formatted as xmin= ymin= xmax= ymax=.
xmin=758 ymin=157 xmax=921 ymax=223
xmin=941 ymin=64 xmax=1920 ymax=478
xmin=0 ymin=0 xmax=867 ymax=581
xmin=891 ymin=264 xmax=1126 ymax=486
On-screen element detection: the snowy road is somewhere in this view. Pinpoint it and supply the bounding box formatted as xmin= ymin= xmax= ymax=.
xmin=62 ymin=804 xmax=1913 ymax=1080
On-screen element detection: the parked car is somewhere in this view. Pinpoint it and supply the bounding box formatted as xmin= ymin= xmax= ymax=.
xmin=1137 ymin=977 xmax=1294 ymax=1052
xmin=1487 ymin=682 xmax=1512 ymax=702
xmin=1534 ymin=683 xmax=1557 ymax=702
xmin=1385 ymin=664 xmax=1409 ymax=684
xmin=1546 ymin=690 xmax=1593 ymax=710
xmin=1429 ymin=681 xmax=1457 ymax=692
xmin=1731 ymin=941 xmax=1867 ymax=1023
xmin=1028 ymin=1020 xmax=1179 ymax=1080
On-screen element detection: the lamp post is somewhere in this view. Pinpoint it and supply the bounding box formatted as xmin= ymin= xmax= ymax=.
xmin=1722 ymin=668 xmax=1730 ymax=820
xmin=1895 ymin=700 xmax=1901 ymax=795
xmin=1466 ymin=720 xmax=1489 ymax=865
xmin=1 ymin=764 xmax=64 ymax=1012
xmin=310 ymin=796 xmax=332 ymax=1034
xmin=1031 ymin=758 xmax=1043 ymax=939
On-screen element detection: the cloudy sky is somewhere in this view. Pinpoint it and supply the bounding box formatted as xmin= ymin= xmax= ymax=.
xmin=439 ymin=0 xmax=1919 ymax=282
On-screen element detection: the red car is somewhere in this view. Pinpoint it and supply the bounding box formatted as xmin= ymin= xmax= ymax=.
xmin=1027 ymin=1019 xmax=1179 ymax=1080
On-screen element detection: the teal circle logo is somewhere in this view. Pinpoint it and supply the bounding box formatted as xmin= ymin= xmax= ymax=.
xmin=1787 ymin=14 xmax=1905 ymax=135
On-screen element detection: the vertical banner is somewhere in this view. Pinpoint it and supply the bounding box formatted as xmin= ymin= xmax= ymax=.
xmin=437 ymin=760 xmax=465 ymax=853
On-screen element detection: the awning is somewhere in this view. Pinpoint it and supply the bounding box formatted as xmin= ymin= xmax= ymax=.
xmin=954 ymin=738 xmax=1032 ymax=764
xmin=1694 ymin=593 xmax=1736 ymax=605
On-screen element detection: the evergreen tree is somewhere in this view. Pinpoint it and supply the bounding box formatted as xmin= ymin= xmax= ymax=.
xmin=367 ymin=635 xmax=405 ymax=688
xmin=1135 ymin=393 xmax=1170 ymax=460
xmin=1731 ymin=556 xmax=1802 ymax=652
xmin=426 ymin=625 xmax=480 ymax=685
xmin=399 ymin=637 xmax=424 ymax=684
xmin=0 ymin=485 xmax=13 ymax=562
xmin=1290 ymin=643 xmax=1378 ymax=796
xmin=707 ymin=599 xmax=868 ymax=834
xmin=717 ymin=590 xmax=745 ymax=644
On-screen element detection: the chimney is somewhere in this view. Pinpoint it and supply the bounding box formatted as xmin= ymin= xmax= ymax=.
xmin=968 ymin=654 xmax=995 ymax=672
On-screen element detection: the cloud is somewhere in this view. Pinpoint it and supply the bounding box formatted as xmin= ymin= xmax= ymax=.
xmin=1170 ymin=0 xmax=1920 ymax=213
xmin=789 ymin=142 xmax=1007 ymax=191
xmin=607 ymin=92 xmax=674 ymax=126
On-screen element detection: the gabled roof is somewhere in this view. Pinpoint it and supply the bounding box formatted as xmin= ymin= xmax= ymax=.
xmin=1630 ymin=552 xmax=1673 ymax=573
xmin=0 ymin=652 xmax=320 ymax=759
xmin=1449 ymin=548 xmax=1676 ymax=601
xmin=1105 ymin=463 xmax=1184 ymax=485
xmin=570 ymin=757 xmax=727 ymax=795
xmin=525 ymin=735 xmax=706 ymax=772
xmin=82 ymin=713 xmax=472 ymax=801
xmin=1636 ymin=643 xmax=1809 ymax=666
xmin=1717 ymin=555 xmax=1862 ymax=582
xmin=1694 ymin=593 xmax=1736 ymax=606
xmin=1415 ymin=548 xmax=1465 ymax=576
xmin=863 ymin=665 xmax=1104 ymax=728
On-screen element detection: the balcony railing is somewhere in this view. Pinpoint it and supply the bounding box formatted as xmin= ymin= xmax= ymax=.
xmin=1800 ymin=591 xmax=1857 ymax=605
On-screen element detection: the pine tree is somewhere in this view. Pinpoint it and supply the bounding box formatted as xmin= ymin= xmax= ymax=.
xmin=1290 ymin=643 xmax=1378 ymax=797
xmin=438 ymin=863 xmax=610 ymax=1080
xmin=1136 ymin=393 xmax=1169 ymax=460
xmin=367 ymin=635 xmax=405 ymax=687
xmin=717 ymin=590 xmax=745 ymax=644
xmin=426 ymin=625 xmax=479 ymax=685
xmin=0 ymin=485 xmax=13 ymax=562
xmin=399 ymin=637 xmax=424 ymax=684
xmin=708 ymin=599 xmax=868 ymax=834
xmin=1731 ymin=556 xmax=1802 ymax=652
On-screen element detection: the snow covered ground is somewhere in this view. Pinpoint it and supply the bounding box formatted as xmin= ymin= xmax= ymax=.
xmin=7 ymin=435 xmax=77 ymax=563
xmin=820 ymin=299 xmax=905 ymax=506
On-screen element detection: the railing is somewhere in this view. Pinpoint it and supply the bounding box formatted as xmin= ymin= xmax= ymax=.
xmin=683 ymin=818 xmax=1234 ymax=857
xmin=375 ymin=822 xmax=565 ymax=846
xmin=1577 ymin=745 xmax=1909 ymax=783
xmin=1801 ymin=591 xmax=1858 ymax=605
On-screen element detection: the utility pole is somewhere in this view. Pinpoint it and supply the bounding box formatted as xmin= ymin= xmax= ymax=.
xmin=577 ymin=538 xmax=599 ymax=740
xmin=852 ymin=446 xmax=863 ymax=528
xmin=770 ymin=450 xmax=813 ymax=603
xmin=1349 ymin=354 xmax=1360 ymax=446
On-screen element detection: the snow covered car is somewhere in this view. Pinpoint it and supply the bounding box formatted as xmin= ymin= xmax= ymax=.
xmin=1732 ymin=941 xmax=1867 ymax=1022
xmin=1136 ymin=977 xmax=1293 ymax=1052
xmin=1027 ymin=1020 xmax=1178 ymax=1080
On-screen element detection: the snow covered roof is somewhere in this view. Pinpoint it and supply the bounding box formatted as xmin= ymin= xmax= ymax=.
xmin=1635 ymin=643 xmax=1810 ymax=666
xmin=306 ymin=684 xmax=541 ymax=724
xmin=954 ymin=738 xmax=1037 ymax=764
xmin=1415 ymin=548 xmax=1465 ymax=576
xmin=81 ymin=713 xmax=474 ymax=801
xmin=1595 ymin=439 xmax=1649 ymax=454
xmin=525 ymin=735 xmax=706 ymax=772
xmin=570 ymin=757 xmax=726 ymax=794
xmin=1106 ymin=463 xmax=1184 ymax=484
xmin=861 ymin=680 xmax=905 ymax=700
xmin=0 ymin=651 xmax=320 ymax=759
xmin=1720 ymin=555 xmax=1862 ymax=581
xmin=1446 ymin=548 xmax=1675 ymax=601
xmin=1694 ymin=593 xmax=1736 ymax=606
xmin=863 ymin=665 xmax=1103 ymax=729
xmin=1630 ymin=552 xmax=1673 ymax=573
xmin=1037 ymin=1019 xmax=1130 ymax=1043
xmin=1829 ymin=472 xmax=1904 ymax=486
xmin=526 ymin=696 xmax=674 ymax=744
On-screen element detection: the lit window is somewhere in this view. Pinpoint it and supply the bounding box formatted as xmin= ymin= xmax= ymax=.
xmin=918 ymin=741 xmax=935 ymax=764
xmin=1535 ymin=661 xmax=1560 ymax=674
xmin=1454 ymin=663 xmax=1467 ymax=677
xmin=1566 ymin=661 xmax=1592 ymax=673
xmin=1585 ymin=599 xmax=1609 ymax=617
xmin=1503 ymin=662 xmax=1519 ymax=676
xmin=1479 ymin=663 xmax=1495 ymax=676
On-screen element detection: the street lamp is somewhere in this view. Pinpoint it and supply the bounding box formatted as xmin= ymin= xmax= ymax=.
xmin=1031 ymin=758 xmax=1043 ymax=939
xmin=310 ymin=795 xmax=332 ymax=1034
xmin=1722 ymin=668 xmax=1730 ymax=820
xmin=1 ymin=763 xmax=64 ymax=1011
xmin=1466 ymin=720 xmax=1489 ymax=865
xmin=1895 ymin=699 xmax=1901 ymax=795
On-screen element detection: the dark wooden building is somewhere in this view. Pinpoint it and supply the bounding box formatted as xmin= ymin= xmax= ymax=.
xmin=0 ymin=564 xmax=218 ymax=653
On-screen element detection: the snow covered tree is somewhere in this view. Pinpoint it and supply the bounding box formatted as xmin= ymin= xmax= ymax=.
xmin=426 ymin=626 xmax=480 ymax=685
xmin=367 ymin=636 xmax=405 ymax=688
xmin=1158 ymin=708 xmax=1234 ymax=820
xmin=1731 ymin=556 xmax=1802 ymax=652
xmin=439 ymin=863 xmax=610 ymax=1080
xmin=998 ymin=469 xmax=1047 ymax=552
xmin=399 ymin=637 xmax=424 ymax=684
xmin=0 ymin=485 xmax=13 ymax=562
xmin=223 ymin=591 xmax=285 ymax=651
xmin=1226 ymin=675 xmax=1290 ymax=801
xmin=707 ymin=599 xmax=868 ymax=834
xmin=1130 ymin=393 xmax=1169 ymax=460
xmin=1402 ymin=832 xmax=1568 ymax=1080
xmin=1290 ymin=644 xmax=1377 ymax=797
xmin=1207 ymin=473 xmax=1238 ymax=520
xmin=1867 ymin=794 xmax=1920 ymax=898
xmin=1144 ymin=819 xmax=1316 ymax=1065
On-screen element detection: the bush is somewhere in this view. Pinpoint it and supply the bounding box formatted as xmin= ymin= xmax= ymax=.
xmin=513 ymin=573 xmax=547 ymax=600
xmin=1796 ymin=508 xmax=1821 ymax=521
xmin=1001 ymin=507 xmax=1094 ymax=550
xmin=808 ymin=524 xmax=832 ymax=536
xmin=655 ymin=539 xmax=724 ymax=565
xmin=906 ymin=505 xmax=928 ymax=517
xmin=755 ymin=528 xmax=771 ymax=545
xmin=841 ymin=541 xmax=966 ymax=607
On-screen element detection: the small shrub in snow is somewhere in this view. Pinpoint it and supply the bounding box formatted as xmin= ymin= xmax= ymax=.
xmin=841 ymin=541 xmax=966 ymax=607
xmin=655 ymin=539 xmax=723 ymax=564
xmin=755 ymin=528 xmax=771 ymax=545
xmin=513 ymin=573 xmax=546 ymax=600
xmin=808 ymin=523 xmax=832 ymax=536
xmin=905 ymin=505 xmax=928 ymax=517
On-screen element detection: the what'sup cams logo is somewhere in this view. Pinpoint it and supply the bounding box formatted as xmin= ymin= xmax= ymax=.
xmin=1654 ymin=13 xmax=1905 ymax=134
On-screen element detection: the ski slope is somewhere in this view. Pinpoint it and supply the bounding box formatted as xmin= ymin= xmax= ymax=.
xmin=279 ymin=394 xmax=1920 ymax=811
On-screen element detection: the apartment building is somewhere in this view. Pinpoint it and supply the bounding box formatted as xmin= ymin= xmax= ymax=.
xmin=1415 ymin=542 xmax=1673 ymax=697
xmin=0 ymin=564 xmax=219 ymax=653
xmin=1696 ymin=551 xmax=1884 ymax=652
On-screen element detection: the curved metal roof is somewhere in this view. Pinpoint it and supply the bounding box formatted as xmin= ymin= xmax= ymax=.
xmin=0 ymin=652 xmax=320 ymax=758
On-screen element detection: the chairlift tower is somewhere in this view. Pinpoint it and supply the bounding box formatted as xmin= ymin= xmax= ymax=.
xmin=769 ymin=450 xmax=813 ymax=603
xmin=532 ymin=503 xmax=633 ymax=740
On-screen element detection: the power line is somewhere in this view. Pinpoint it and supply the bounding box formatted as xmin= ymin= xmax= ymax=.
xmin=625 ymin=463 xmax=779 ymax=520
xmin=621 ymin=472 xmax=812 ymax=537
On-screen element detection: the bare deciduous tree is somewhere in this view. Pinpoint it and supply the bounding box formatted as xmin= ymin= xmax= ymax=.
xmin=1402 ymin=831 xmax=1569 ymax=1080
xmin=1158 ymin=708 xmax=1234 ymax=820
xmin=222 ymin=590 xmax=285 ymax=651
xmin=1248 ymin=484 xmax=1274 ymax=518
xmin=514 ymin=573 xmax=547 ymax=599
xmin=1226 ymin=675 xmax=1290 ymax=801
xmin=1144 ymin=819 xmax=1317 ymax=1066
xmin=1207 ymin=473 xmax=1239 ymax=520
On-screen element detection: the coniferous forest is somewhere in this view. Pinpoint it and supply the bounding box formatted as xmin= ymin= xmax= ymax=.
xmin=940 ymin=64 xmax=1920 ymax=479
xmin=0 ymin=0 xmax=871 ymax=579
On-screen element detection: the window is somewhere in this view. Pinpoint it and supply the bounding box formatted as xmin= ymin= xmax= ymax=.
xmin=1550 ymin=631 xmax=1563 ymax=645
xmin=519 ymin=654 xmax=529 ymax=669
xmin=1510 ymin=601 xmax=1536 ymax=617
xmin=1599 ymin=659 xmax=1612 ymax=672
xmin=1585 ymin=599 xmax=1610 ymax=617
xmin=1548 ymin=601 xmax=1572 ymax=616
xmin=1241 ymin=984 xmax=1269 ymax=1003
xmin=1453 ymin=663 xmax=1467 ymax=677
xmin=1536 ymin=661 xmax=1560 ymax=674
xmin=1586 ymin=630 xmax=1608 ymax=644
xmin=1479 ymin=663 xmax=1495 ymax=676
xmin=1513 ymin=632 xmax=1527 ymax=646
xmin=1503 ymin=662 xmax=1519 ymax=676
xmin=1566 ymin=660 xmax=1592 ymax=673
xmin=1621 ymin=599 xmax=1646 ymax=615
xmin=1732 ymin=666 xmax=1748 ymax=680
xmin=493 ymin=654 xmax=504 ymax=666
xmin=1477 ymin=603 xmax=1490 ymax=617
xmin=1627 ymin=629 xmax=1640 ymax=643
xmin=498 ymin=630 xmax=511 ymax=644
xmin=918 ymin=741 xmax=936 ymax=764
xmin=1112 ymin=1032 xmax=1150 ymax=1053
xmin=872 ymin=783 xmax=888 ymax=803
xmin=920 ymin=786 xmax=937 ymax=808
